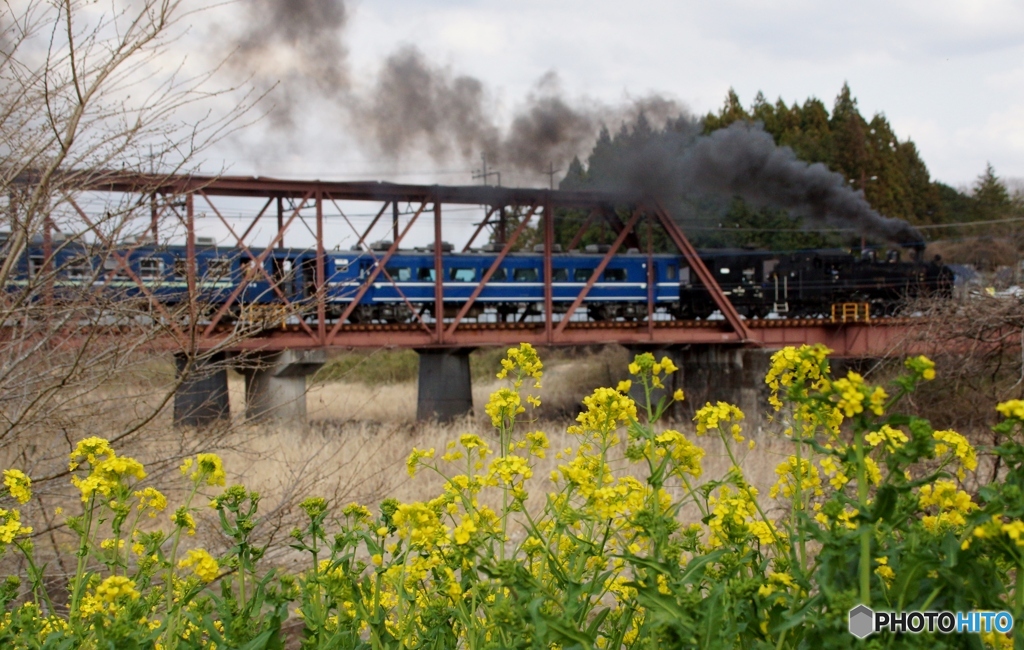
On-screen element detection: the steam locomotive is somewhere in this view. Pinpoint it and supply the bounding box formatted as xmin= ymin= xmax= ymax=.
xmin=9 ymin=233 xmax=952 ymax=323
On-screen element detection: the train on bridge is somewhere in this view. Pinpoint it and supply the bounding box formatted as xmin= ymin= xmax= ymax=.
xmin=12 ymin=234 xmax=953 ymax=323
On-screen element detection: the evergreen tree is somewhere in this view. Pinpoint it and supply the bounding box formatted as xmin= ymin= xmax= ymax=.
xmin=972 ymin=163 xmax=1011 ymax=222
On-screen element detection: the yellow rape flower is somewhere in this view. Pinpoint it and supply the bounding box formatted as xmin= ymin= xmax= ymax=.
xmin=133 ymin=487 xmax=167 ymax=517
xmin=933 ymin=429 xmax=977 ymax=480
xmin=178 ymin=548 xmax=219 ymax=582
xmin=652 ymin=429 xmax=704 ymax=478
xmin=406 ymin=447 xmax=435 ymax=477
xmin=2 ymin=469 xmax=30 ymax=504
xmin=764 ymin=344 xmax=831 ymax=410
xmin=171 ymin=507 xmax=197 ymax=535
xmin=874 ymin=557 xmax=895 ymax=585
xmin=485 ymin=388 xmax=524 ymax=428
xmin=69 ymin=436 xmax=115 ymax=471
xmin=905 ymin=355 xmax=936 ymax=381
xmin=0 ymin=508 xmax=31 ymax=544
xmin=93 ymin=575 xmax=140 ymax=603
xmin=770 ymin=456 xmax=823 ymax=499
xmin=568 ymin=386 xmax=637 ymax=438
xmin=71 ymin=455 xmax=146 ymax=502
xmin=864 ymin=425 xmax=909 ymax=452
xmin=996 ymin=399 xmax=1024 ymax=421
xmin=694 ymin=401 xmax=744 ymax=436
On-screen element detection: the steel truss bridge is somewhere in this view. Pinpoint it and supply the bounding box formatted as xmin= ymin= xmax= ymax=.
xmin=60 ymin=172 xmax=926 ymax=358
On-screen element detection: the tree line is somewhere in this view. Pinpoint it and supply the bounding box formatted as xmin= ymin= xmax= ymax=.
xmin=550 ymin=84 xmax=1020 ymax=252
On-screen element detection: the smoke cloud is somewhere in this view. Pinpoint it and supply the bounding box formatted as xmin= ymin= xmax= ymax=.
xmin=681 ymin=123 xmax=925 ymax=246
xmin=227 ymin=0 xmax=350 ymax=127
xmin=224 ymin=0 xmax=923 ymax=247
xmin=589 ymin=120 xmax=925 ymax=247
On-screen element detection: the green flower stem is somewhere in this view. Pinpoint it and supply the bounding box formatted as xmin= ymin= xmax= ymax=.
xmin=1015 ymin=563 xmax=1024 ymax=624
xmin=853 ymin=427 xmax=871 ymax=606
xmin=14 ymin=539 xmax=54 ymax=614
xmin=792 ymin=423 xmax=808 ymax=575
xmin=69 ymin=493 xmax=96 ymax=616
xmin=164 ymin=480 xmax=201 ymax=648
xmin=718 ymin=427 xmax=780 ymax=548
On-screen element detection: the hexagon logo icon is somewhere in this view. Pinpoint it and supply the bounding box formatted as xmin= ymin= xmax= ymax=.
xmin=849 ymin=605 xmax=874 ymax=638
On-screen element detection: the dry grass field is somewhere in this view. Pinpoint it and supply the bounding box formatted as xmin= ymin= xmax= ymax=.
xmin=198 ymin=346 xmax=794 ymax=568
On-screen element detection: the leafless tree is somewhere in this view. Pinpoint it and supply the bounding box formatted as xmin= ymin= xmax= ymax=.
xmin=0 ymin=0 xmax=266 ymax=488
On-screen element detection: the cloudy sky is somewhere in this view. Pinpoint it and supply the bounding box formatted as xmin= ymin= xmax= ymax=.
xmin=199 ymin=0 xmax=1024 ymax=192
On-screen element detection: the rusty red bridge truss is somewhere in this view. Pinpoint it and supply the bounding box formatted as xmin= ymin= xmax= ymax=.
xmin=76 ymin=173 xmax=927 ymax=358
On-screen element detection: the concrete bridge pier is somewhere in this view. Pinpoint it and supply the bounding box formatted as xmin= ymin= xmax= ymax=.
xmin=416 ymin=348 xmax=474 ymax=421
xmin=241 ymin=350 xmax=327 ymax=423
xmin=173 ymin=352 xmax=231 ymax=428
xmin=677 ymin=346 xmax=771 ymax=426
xmin=623 ymin=345 xmax=771 ymax=427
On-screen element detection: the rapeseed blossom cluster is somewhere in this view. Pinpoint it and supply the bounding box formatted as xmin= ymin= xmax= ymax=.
xmin=996 ymin=399 xmax=1024 ymax=420
xmin=484 ymin=388 xmax=524 ymax=428
xmin=829 ymin=372 xmax=887 ymax=418
xmin=3 ymin=470 xmax=30 ymax=505
xmin=628 ymin=353 xmax=678 ymax=389
xmin=0 ymin=508 xmax=31 ymax=545
xmin=569 ymin=386 xmax=637 ymax=438
xmin=864 ymin=424 xmax=909 ymax=452
xmin=917 ymin=479 xmax=976 ymax=533
xmin=178 ymin=548 xmax=219 ymax=583
xmin=764 ymin=344 xmax=831 ymax=410
xmin=693 ymin=401 xmax=744 ymax=437
xmin=706 ymin=485 xmax=778 ymax=547
xmin=770 ymin=456 xmax=823 ymax=499
xmin=904 ymin=355 xmax=936 ymax=381
xmin=1 ymin=348 xmax=1022 ymax=649
xmin=651 ymin=429 xmax=704 ymax=478
xmin=933 ymin=429 xmax=978 ymax=480
xmin=496 ymin=342 xmax=543 ymax=388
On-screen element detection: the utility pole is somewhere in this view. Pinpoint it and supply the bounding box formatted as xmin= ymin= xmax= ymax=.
xmin=544 ymin=162 xmax=561 ymax=190
xmin=472 ymin=153 xmax=500 ymax=187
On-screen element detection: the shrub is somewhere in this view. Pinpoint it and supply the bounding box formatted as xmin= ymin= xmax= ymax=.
xmin=1 ymin=344 xmax=1023 ymax=648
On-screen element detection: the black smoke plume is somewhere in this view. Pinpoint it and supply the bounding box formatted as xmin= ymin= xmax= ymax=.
xmin=228 ymin=0 xmax=350 ymax=127
xmin=589 ymin=120 xmax=925 ymax=247
xmin=224 ymin=0 xmax=924 ymax=247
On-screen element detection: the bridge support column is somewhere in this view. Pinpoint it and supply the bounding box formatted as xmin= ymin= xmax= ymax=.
xmin=173 ymin=352 xmax=230 ymax=428
xmin=241 ymin=350 xmax=327 ymax=423
xmin=677 ymin=346 xmax=771 ymax=427
xmin=417 ymin=348 xmax=474 ymax=421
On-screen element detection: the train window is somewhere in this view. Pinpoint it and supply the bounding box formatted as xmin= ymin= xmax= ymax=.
xmin=418 ymin=267 xmax=436 ymax=281
xmin=334 ymin=258 xmax=350 ymax=273
xmin=552 ymin=268 xmax=568 ymax=282
xmin=763 ymin=259 xmax=778 ymax=276
xmin=574 ymin=268 xmax=594 ymax=282
xmin=666 ymin=265 xmax=677 ymax=280
xmin=66 ymin=256 xmax=91 ymax=279
xmin=449 ymin=267 xmax=475 ymax=282
xmin=239 ymin=257 xmax=260 ymax=280
xmin=385 ymin=266 xmax=411 ymax=282
xmin=604 ymin=268 xmax=627 ymax=282
xmin=513 ymin=268 xmax=538 ymax=282
xmin=29 ymin=255 xmax=44 ymax=277
xmin=489 ymin=267 xmax=507 ymax=281
xmin=102 ymin=257 xmax=128 ymax=279
xmin=139 ymin=258 xmax=163 ymax=279
xmin=357 ymin=261 xmax=372 ymax=280
xmin=207 ymin=258 xmax=231 ymax=279
xmin=173 ymin=258 xmax=190 ymax=277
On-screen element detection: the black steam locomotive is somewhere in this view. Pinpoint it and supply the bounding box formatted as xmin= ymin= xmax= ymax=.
xmin=679 ymin=247 xmax=953 ymax=319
